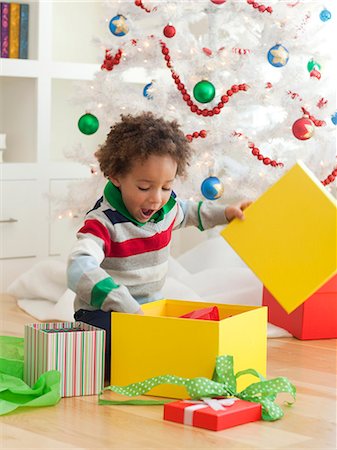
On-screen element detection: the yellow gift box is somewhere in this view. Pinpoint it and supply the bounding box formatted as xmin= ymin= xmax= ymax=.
xmin=111 ymin=299 xmax=267 ymax=399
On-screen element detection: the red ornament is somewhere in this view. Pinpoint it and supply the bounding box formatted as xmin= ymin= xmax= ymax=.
xmin=210 ymin=0 xmax=227 ymax=4
xmin=163 ymin=24 xmax=176 ymax=38
xmin=310 ymin=69 xmax=321 ymax=79
xmin=292 ymin=117 xmax=314 ymax=140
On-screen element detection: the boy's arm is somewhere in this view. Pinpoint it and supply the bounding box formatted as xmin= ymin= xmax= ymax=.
xmin=174 ymin=198 xmax=251 ymax=230
xmin=67 ymin=222 xmax=141 ymax=314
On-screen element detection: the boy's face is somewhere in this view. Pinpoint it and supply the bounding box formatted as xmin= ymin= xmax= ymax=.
xmin=111 ymin=154 xmax=177 ymax=223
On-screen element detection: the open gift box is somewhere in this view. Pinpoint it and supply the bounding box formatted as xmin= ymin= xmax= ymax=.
xmin=263 ymin=274 xmax=337 ymax=340
xmin=110 ymin=299 xmax=267 ymax=399
xmin=24 ymin=322 xmax=105 ymax=397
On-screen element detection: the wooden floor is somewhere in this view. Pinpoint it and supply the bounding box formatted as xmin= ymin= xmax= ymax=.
xmin=1 ymin=294 xmax=336 ymax=449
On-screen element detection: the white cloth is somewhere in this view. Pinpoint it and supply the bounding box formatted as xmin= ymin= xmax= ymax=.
xmin=7 ymin=237 xmax=290 ymax=337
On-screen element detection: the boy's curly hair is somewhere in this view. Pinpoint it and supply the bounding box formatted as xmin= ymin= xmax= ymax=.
xmin=95 ymin=112 xmax=192 ymax=178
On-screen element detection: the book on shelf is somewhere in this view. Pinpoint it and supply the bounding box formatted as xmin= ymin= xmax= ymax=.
xmin=9 ymin=2 xmax=20 ymax=58
xmin=0 ymin=2 xmax=29 ymax=59
xmin=1 ymin=2 xmax=10 ymax=58
xmin=19 ymin=2 xmax=28 ymax=59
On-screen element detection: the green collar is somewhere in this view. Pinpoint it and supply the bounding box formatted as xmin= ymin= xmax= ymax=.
xmin=104 ymin=181 xmax=176 ymax=227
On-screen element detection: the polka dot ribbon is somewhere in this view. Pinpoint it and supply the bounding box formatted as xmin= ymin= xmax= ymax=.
xmin=99 ymin=355 xmax=296 ymax=421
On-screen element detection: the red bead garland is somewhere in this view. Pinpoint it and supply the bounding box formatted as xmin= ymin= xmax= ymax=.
xmin=321 ymin=168 xmax=337 ymax=186
xmin=246 ymin=0 xmax=273 ymax=13
xmin=247 ymin=141 xmax=283 ymax=167
xmin=133 ymin=0 xmax=274 ymax=15
xmin=101 ymin=49 xmax=123 ymax=71
xmin=301 ymin=107 xmax=326 ymax=127
xmin=186 ymin=130 xmax=207 ymax=142
xmin=287 ymin=92 xmax=326 ymax=127
xmin=160 ymin=40 xmax=248 ymax=116
xmin=233 ymin=132 xmax=283 ymax=168
xmin=134 ymin=0 xmax=156 ymax=13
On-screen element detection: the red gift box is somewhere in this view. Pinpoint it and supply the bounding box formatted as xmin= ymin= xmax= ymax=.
xmin=163 ymin=398 xmax=261 ymax=431
xmin=263 ymin=274 xmax=337 ymax=340
xmin=179 ymin=306 xmax=220 ymax=321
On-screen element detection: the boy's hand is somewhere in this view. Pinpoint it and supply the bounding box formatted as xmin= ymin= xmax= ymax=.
xmin=225 ymin=201 xmax=252 ymax=222
xmin=135 ymin=308 xmax=144 ymax=315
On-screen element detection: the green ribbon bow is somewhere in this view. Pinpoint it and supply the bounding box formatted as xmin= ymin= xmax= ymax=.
xmin=100 ymin=355 xmax=296 ymax=421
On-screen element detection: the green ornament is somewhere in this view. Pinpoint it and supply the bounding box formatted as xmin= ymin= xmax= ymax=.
xmin=307 ymin=59 xmax=321 ymax=73
xmin=78 ymin=113 xmax=99 ymax=135
xmin=193 ymin=80 xmax=216 ymax=103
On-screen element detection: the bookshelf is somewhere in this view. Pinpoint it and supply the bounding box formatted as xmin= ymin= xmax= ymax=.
xmin=0 ymin=1 xmax=106 ymax=290
xmin=0 ymin=0 xmax=206 ymax=291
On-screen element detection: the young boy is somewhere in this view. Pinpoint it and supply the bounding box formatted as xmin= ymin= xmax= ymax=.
xmin=67 ymin=112 xmax=251 ymax=379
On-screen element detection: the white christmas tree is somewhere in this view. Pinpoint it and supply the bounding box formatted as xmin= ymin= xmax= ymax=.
xmin=63 ymin=0 xmax=336 ymax=218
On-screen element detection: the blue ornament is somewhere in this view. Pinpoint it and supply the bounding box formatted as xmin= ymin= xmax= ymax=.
xmin=331 ymin=112 xmax=337 ymax=126
xmin=109 ymin=15 xmax=129 ymax=36
xmin=201 ymin=176 xmax=224 ymax=200
xmin=143 ymin=82 xmax=154 ymax=100
xmin=267 ymin=44 xmax=289 ymax=67
xmin=319 ymin=9 xmax=331 ymax=22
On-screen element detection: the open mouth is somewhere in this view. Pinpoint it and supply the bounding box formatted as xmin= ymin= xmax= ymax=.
xmin=141 ymin=208 xmax=154 ymax=218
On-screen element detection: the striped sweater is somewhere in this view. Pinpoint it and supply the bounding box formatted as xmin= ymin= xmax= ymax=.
xmin=67 ymin=181 xmax=229 ymax=314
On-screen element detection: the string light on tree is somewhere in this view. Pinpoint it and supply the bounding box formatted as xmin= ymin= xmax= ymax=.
xmin=267 ymin=44 xmax=289 ymax=67
xmin=201 ymin=176 xmax=224 ymax=200
xmin=78 ymin=113 xmax=99 ymax=135
xmin=109 ymin=15 xmax=129 ymax=36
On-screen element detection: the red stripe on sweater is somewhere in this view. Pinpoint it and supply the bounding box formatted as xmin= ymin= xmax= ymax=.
xmin=108 ymin=220 xmax=175 ymax=257
xmin=78 ymin=219 xmax=111 ymax=255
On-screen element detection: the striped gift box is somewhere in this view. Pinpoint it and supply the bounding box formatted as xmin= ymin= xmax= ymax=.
xmin=24 ymin=322 xmax=105 ymax=397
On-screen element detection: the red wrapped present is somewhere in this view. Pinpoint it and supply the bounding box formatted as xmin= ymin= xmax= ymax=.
xmin=179 ymin=306 xmax=220 ymax=321
xmin=263 ymin=274 xmax=337 ymax=340
xmin=164 ymin=397 xmax=261 ymax=431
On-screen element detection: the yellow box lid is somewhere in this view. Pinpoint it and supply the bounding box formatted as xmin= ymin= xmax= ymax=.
xmin=221 ymin=161 xmax=337 ymax=313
